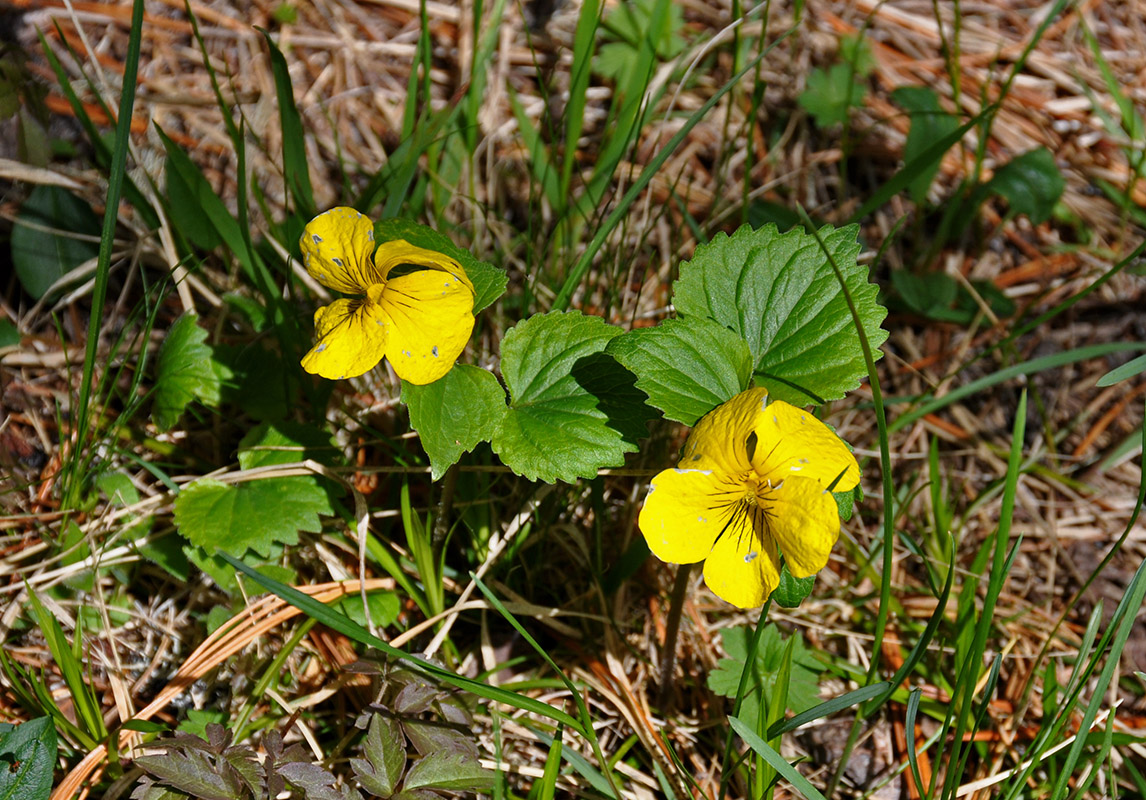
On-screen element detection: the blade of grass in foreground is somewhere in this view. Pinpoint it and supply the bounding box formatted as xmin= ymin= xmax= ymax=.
xmin=471 ymin=575 xmax=620 ymax=799
xmin=218 ymin=552 xmax=586 ymax=736
xmin=65 ymin=0 xmax=145 ymax=508
xmin=935 ymin=391 xmax=1027 ymax=800
xmin=729 ymin=716 xmax=827 ymax=800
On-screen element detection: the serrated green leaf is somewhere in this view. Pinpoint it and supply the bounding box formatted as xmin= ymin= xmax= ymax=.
xmin=279 ymin=762 xmax=358 ymax=800
xmin=174 ymin=477 xmax=329 ymax=558
xmin=0 ymin=716 xmax=57 ymax=800
xmin=892 ymin=87 xmax=960 ymax=204
xmin=707 ymin=625 xmax=821 ymax=730
xmin=374 ymin=218 xmax=506 ymax=313
xmin=135 ymin=751 xmax=241 ymax=800
xmin=402 ymin=365 xmax=507 ymax=480
xmin=350 ymin=715 xmax=405 ymax=798
xmin=606 ymin=316 xmax=752 ymax=425
xmin=773 ymin=566 xmax=815 ymax=608
xmin=986 ymin=148 xmax=1065 ymax=224
xmin=798 ymin=63 xmax=865 ymax=128
xmin=403 ymin=749 xmax=494 ymax=793
xmin=11 ymin=184 xmax=101 ymax=299
xmin=153 ymin=314 xmax=227 ymax=431
xmin=673 ymin=223 xmax=887 ymax=405
xmin=492 ymin=312 xmax=633 ymax=482
xmin=174 ymin=423 xmax=337 ymax=558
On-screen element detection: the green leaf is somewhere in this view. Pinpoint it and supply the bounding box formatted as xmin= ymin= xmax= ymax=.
xmin=798 ymin=63 xmax=865 ymax=127
xmin=985 ymin=148 xmax=1065 ymax=224
xmin=606 ymin=316 xmax=752 ymax=425
xmin=153 ymin=313 xmax=227 ymax=431
xmin=1098 ymin=353 xmax=1146 ymax=387
xmin=135 ymin=750 xmax=243 ymax=800
xmin=491 ymin=312 xmax=633 ymax=482
xmin=892 ymin=86 xmax=960 ymax=203
xmin=159 ymin=129 xmax=260 ymax=285
xmin=839 ymin=35 xmax=876 ymax=77
xmin=707 ymin=625 xmax=821 ymax=730
xmin=673 ymin=223 xmax=887 ymax=405
xmin=402 ymin=366 xmax=507 ymax=480
xmin=350 ymin=715 xmax=405 ymax=798
xmin=403 ymin=749 xmax=494 ymax=793
xmin=373 ymin=218 xmax=506 ymax=313
xmin=11 ymin=184 xmax=101 ymax=299
xmin=772 ymin=567 xmax=815 ymax=608
xmin=0 ymin=319 xmax=18 ymax=349
xmin=174 ymin=423 xmax=336 ymax=557
xmin=0 ymin=717 xmax=57 ymax=800
xmin=333 ymin=592 xmax=401 ymax=630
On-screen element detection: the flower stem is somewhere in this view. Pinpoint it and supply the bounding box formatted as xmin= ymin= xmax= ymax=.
xmin=657 ymin=562 xmax=693 ymax=707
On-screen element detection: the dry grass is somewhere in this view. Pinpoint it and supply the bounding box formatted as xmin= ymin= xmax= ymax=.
xmin=2 ymin=0 xmax=1146 ymax=798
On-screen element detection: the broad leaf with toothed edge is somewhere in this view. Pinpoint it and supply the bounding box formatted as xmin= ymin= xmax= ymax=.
xmin=492 ymin=311 xmax=636 ymax=483
xmin=673 ymin=223 xmax=887 ymax=406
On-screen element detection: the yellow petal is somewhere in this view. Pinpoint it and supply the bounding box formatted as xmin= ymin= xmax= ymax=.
xmin=373 ymin=239 xmax=476 ymax=295
xmin=702 ymin=506 xmax=780 ymax=608
xmin=300 ymin=207 xmax=382 ymax=294
xmin=300 ymin=298 xmax=388 ymax=380
xmin=679 ymin=386 xmax=769 ymax=474
xmin=764 ymin=475 xmax=841 ymax=577
xmin=752 ymin=400 xmax=860 ymax=491
xmin=639 ymin=467 xmax=745 ymax=565
xmin=378 ymin=270 xmax=475 ymax=385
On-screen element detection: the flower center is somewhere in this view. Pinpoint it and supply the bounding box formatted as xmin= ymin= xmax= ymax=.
xmin=740 ymin=471 xmax=775 ymax=508
xmin=365 ymin=283 xmax=387 ymax=305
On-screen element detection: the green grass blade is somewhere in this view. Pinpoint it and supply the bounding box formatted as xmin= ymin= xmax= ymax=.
xmin=1048 ymin=557 xmax=1146 ymax=797
xmin=561 ymin=0 xmax=602 ymax=199
xmin=259 ymin=28 xmax=316 ymax=218
xmin=509 ymin=89 xmax=563 ymax=211
xmin=863 ymin=532 xmax=955 ymax=716
xmin=538 ymin=726 xmax=564 ymax=800
xmin=729 ymin=716 xmax=827 ymax=800
xmin=471 ymin=575 xmax=620 ymax=799
xmin=64 ymin=0 xmax=146 ymax=507
xmin=767 ymin=682 xmax=891 ymax=738
xmin=941 ymin=391 xmax=1027 ymax=800
xmin=26 ymin=590 xmax=106 ymax=745
xmin=552 ymin=21 xmax=801 ymax=310
xmin=218 ymin=552 xmax=586 ymax=736
xmin=888 ymin=343 xmax=1146 ymax=435
xmin=904 ymin=688 xmax=925 ymax=798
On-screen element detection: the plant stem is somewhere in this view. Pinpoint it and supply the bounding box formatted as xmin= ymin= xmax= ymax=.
xmin=657 ymin=562 xmax=692 ymax=707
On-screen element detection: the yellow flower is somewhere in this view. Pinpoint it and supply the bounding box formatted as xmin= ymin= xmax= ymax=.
xmin=639 ymin=387 xmax=860 ymax=608
xmin=299 ymin=207 xmax=476 ymax=385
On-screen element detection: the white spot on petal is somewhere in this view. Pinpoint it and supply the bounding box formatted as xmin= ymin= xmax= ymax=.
xmin=312 ymin=234 xmax=322 ymax=243
xmin=744 ymin=551 xmax=758 ymax=563
xmin=773 ymin=415 xmax=779 ymax=425
xmin=432 ymin=346 xmax=439 ymax=357
xmin=316 ymin=343 xmax=326 ymax=353
xmin=367 ymin=230 xmax=374 ymax=241
xmin=332 ymin=257 xmax=343 ymax=267
xmin=673 ymin=468 xmax=712 ymax=476
xmin=402 ymin=350 xmax=412 ymax=357
xmin=697 ymin=516 xmax=707 ymax=524
xmin=801 ymin=415 xmax=806 ymax=423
